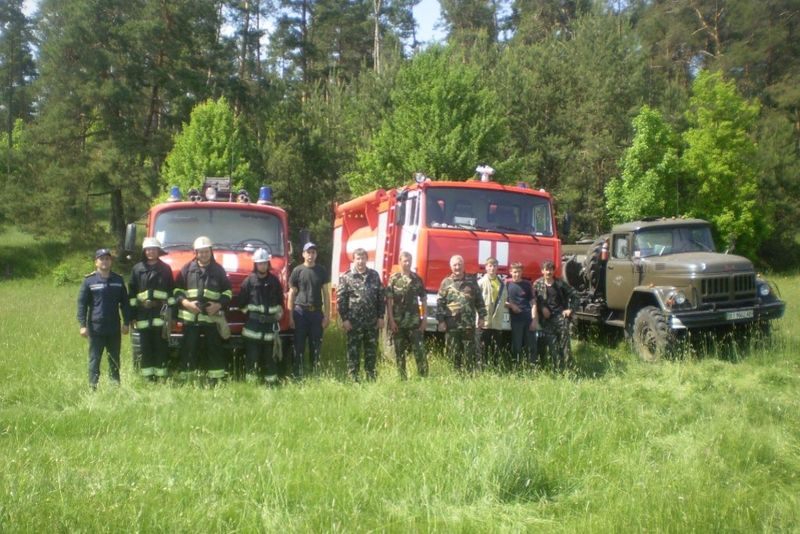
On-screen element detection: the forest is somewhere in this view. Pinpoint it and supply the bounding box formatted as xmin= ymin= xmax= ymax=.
xmin=1 ymin=0 xmax=798 ymax=268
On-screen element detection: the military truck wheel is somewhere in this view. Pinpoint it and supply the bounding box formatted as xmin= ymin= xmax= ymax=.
xmin=631 ymin=306 xmax=671 ymax=362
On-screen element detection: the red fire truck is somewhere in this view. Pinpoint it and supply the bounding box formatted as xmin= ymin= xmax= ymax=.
xmin=124 ymin=177 xmax=292 ymax=369
xmin=331 ymin=171 xmax=562 ymax=331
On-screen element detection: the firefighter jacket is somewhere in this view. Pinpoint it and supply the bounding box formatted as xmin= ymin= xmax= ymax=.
xmin=238 ymin=271 xmax=283 ymax=342
xmin=478 ymin=274 xmax=506 ymax=330
xmin=436 ymin=274 xmax=487 ymax=331
xmin=174 ymin=257 xmax=232 ymax=324
xmin=128 ymin=259 xmax=175 ymax=329
xmin=77 ymin=271 xmax=132 ymax=335
xmin=337 ymin=267 xmax=385 ymax=329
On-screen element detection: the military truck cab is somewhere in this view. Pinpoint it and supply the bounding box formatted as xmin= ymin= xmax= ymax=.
xmin=564 ymin=218 xmax=785 ymax=361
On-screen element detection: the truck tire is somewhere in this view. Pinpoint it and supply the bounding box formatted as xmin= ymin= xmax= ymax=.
xmin=631 ymin=306 xmax=672 ymax=362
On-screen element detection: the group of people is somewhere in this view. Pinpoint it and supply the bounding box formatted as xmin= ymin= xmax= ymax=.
xmin=77 ymin=237 xmax=578 ymax=389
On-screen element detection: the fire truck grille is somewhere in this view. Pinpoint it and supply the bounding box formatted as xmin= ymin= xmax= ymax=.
xmin=701 ymin=274 xmax=756 ymax=304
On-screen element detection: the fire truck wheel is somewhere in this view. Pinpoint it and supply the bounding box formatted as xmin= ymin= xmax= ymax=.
xmin=631 ymin=306 xmax=672 ymax=363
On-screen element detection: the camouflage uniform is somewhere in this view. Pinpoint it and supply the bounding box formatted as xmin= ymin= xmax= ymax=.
xmin=436 ymin=274 xmax=487 ymax=371
xmin=533 ymin=277 xmax=579 ymax=370
xmin=386 ymin=271 xmax=428 ymax=379
xmin=337 ymin=267 xmax=385 ymax=381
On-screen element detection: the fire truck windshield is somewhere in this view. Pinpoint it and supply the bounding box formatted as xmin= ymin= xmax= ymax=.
xmin=425 ymin=187 xmax=554 ymax=237
xmin=153 ymin=208 xmax=285 ymax=256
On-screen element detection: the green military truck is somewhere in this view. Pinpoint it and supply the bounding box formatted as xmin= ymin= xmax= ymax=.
xmin=562 ymin=218 xmax=785 ymax=361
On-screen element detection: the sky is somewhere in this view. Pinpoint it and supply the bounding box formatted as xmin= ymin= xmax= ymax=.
xmin=22 ymin=0 xmax=445 ymax=44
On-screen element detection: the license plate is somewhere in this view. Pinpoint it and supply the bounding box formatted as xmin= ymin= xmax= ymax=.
xmin=726 ymin=309 xmax=754 ymax=321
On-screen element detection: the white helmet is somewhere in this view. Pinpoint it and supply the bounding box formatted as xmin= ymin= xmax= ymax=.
xmin=253 ymin=248 xmax=271 ymax=263
xmin=142 ymin=237 xmax=166 ymax=256
xmin=193 ymin=236 xmax=213 ymax=250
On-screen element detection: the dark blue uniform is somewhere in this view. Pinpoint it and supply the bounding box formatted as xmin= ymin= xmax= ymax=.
xmin=77 ymin=271 xmax=132 ymax=387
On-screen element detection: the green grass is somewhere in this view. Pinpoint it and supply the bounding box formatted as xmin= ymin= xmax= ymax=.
xmin=1 ymin=276 xmax=799 ymax=532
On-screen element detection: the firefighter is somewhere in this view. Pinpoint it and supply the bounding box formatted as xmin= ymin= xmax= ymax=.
xmin=174 ymin=236 xmax=232 ymax=384
xmin=386 ymin=251 xmax=428 ymax=379
xmin=337 ymin=248 xmax=385 ymax=381
xmin=238 ymin=248 xmax=284 ymax=385
xmin=129 ymin=237 xmax=174 ymax=381
xmin=77 ymin=249 xmax=132 ymax=390
xmin=436 ymin=254 xmax=487 ymax=372
xmin=533 ymin=260 xmax=579 ymax=371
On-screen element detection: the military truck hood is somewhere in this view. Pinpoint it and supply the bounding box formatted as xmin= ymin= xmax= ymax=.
xmin=641 ymin=252 xmax=753 ymax=275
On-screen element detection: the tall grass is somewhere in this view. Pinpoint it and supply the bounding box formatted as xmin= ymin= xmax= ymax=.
xmin=1 ymin=276 xmax=798 ymax=531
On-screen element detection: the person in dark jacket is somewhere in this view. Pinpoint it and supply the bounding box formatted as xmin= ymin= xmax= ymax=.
xmin=77 ymin=248 xmax=132 ymax=389
xmin=238 ymin=248 xmax=284 ymax=385
xmin=174 ymin=236 xmax=232 ymax=384
xmin=129 ymin=237 xmax=175 ymax=381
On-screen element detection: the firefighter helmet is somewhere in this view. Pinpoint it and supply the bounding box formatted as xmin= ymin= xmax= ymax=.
xmin=142 ymin=237 xmax=167 ymax=255
xmin=193 ymin=236 xmax=213 ymax=250
xmin=252 ymin=248 xmax=271 ymax=263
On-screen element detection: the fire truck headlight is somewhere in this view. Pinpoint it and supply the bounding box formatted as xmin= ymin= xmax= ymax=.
xmin=205 ymin=186 xmax=217 ymax=201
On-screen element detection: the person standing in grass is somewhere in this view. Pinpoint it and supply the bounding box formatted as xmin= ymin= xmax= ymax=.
xmin=505 ymin=262 xmax=538 ymax=369
xmin=238 ymin=248 xmax=284 ymax=386
xmin=478 ymin=257 xmax=506 ymax=369
xmin=77 ymin=248 xmax=132 ymax=390
xmin=436 ymin=254 xmax=486 ymax=372
xmin=128 ymin=237 xmax=174 ymax=382
xmin=287 ymin=242 xmax=331 ymax=378
xmin=174 ymin=236 xmax=232 ymax=385
xmin=386 ymin=251 xmax=428 ymax=379
xmin=533 ymin=260 xmax=579 ymax=371
xmin=337 ymin=248 xmax=385 ymax=381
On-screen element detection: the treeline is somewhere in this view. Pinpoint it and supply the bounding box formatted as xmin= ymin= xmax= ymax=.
xmin=1 ymin=0 xmax=798 ymax=267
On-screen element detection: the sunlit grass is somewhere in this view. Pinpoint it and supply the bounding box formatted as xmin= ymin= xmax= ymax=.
xmin=1 ymin=277 xmax=798 ymax=531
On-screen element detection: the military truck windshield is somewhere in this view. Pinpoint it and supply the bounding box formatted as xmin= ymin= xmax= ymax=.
xmin=425 ymin=187 xmax=554 ymax=237
xmin=153 ymin=208 xmax=285 ymax=256
xmin=634 ymin=225 xmax=716 ymax=258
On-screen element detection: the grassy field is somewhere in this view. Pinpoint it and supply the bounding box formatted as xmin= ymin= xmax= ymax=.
xmin=1 ymin=273 xmax=798 ymax=532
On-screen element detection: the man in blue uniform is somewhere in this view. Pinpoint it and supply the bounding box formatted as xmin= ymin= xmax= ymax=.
xmin=77 ymin=248 xmax=132 ymax=389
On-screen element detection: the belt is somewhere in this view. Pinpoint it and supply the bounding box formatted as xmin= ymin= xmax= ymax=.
xmin=296 ymin=304 xmax=318 ymax=312
xmin=139 ymin=299 xmax=165 ymax=310
xmin=251 ymin=313 xmax=273 ymax=324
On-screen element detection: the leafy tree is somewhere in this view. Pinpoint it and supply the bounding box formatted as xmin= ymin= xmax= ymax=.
xmin=681 ymin=70 xmax=764 ymax=257
xmin=439 ymin=0 xmax=498 ymax=48
xmin=347 ymin=45 xmax=508 ymax=195
xmin=606 ymin=106 xmax=683 ymax=223
xmin=162 ymin=97 xmax=254 ymax=194
xmin=0 ymin=0 xmax=36 ymax=157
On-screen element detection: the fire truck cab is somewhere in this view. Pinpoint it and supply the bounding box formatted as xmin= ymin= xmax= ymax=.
xmin=332 ymin=173 xmax=562 ymax=331
xmin=124 ymin=178 xmax=292 ymax=369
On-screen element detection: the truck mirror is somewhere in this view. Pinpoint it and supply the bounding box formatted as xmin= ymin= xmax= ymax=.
xmin=561 ymin=212 xmax=572 ymax=239
xmin=124 ymin=223 xmax=137 ymax=252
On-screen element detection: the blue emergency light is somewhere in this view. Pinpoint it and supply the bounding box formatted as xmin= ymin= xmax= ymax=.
xmin=168 ymin=185 xmax=181 ymax=202
xmin=257 ymin=186 xmax=273 ymax=205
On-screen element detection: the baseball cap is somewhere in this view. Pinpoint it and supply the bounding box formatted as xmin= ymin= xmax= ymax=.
xmin=95 ymin=248 xmax=113 ymax=259
xmin=303 ymin=242 xmax=317 ymax=252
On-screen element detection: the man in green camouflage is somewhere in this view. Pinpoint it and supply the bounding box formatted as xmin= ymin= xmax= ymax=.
xmin=386 ymin=251 xmax=428 ymax=379
xmin=533 ymin=260 xmax=579 ymax=371
xmin=337 ymin=248 xmax=385 ymax=381
xmin=436 ymin=254 xmax=487 ymax=372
